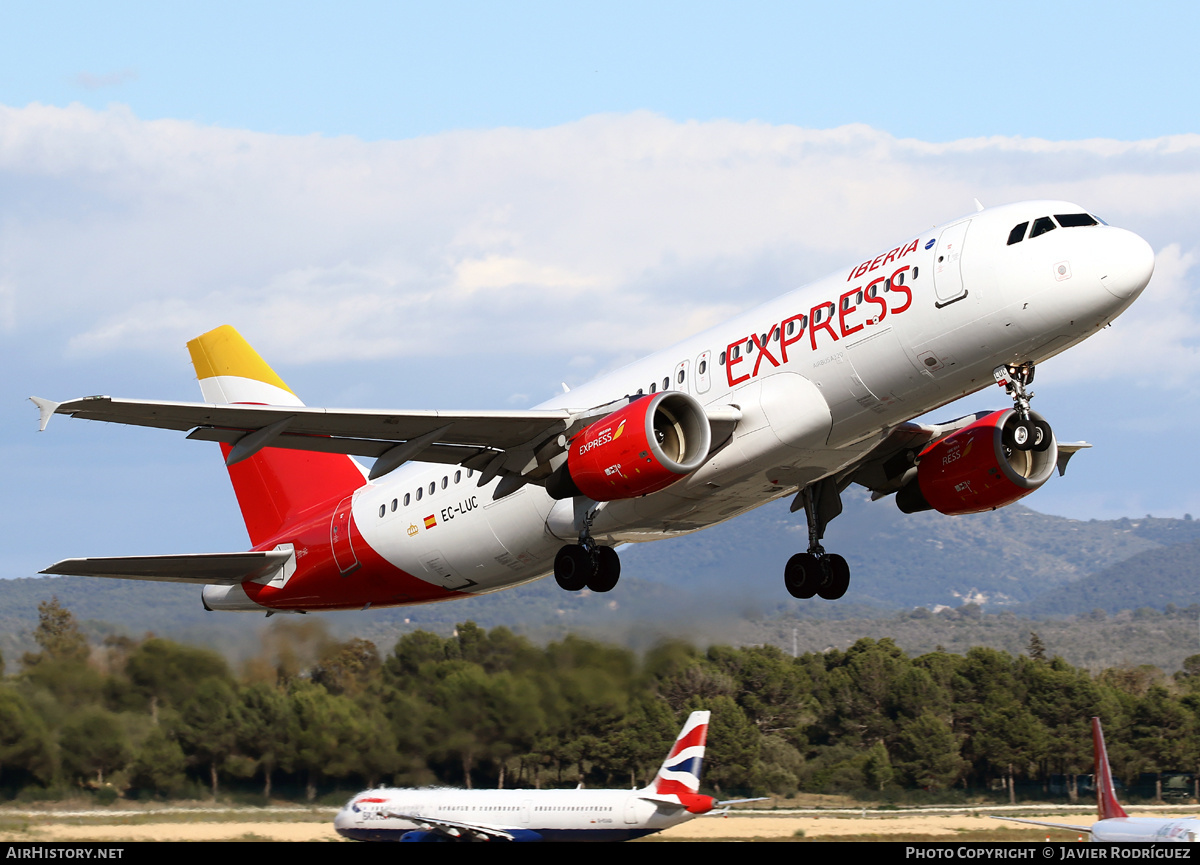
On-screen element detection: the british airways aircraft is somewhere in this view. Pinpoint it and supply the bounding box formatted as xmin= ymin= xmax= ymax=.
xmin=33 ymin=200 xmax=1154 ymax=611
xmin=333 ymin=710 xmax=759 ymax=842
xmin=994 ymin=718 xmax=1200 ymax=843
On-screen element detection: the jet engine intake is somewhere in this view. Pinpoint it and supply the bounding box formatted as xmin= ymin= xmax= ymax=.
xmin=895 ymin=408 xmax=1058 ymax=515
xmin=546 ymin=392 xmax=711 ymax=501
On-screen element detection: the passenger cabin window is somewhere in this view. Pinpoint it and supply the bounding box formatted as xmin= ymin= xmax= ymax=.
xmin=416 ymin=487 xmax=423 ymax=501
xmin=719 ymin=351 xmax=726 ymax=365
xmin=662 ymin=376 xmax=669 ymax=391
xmin=677 ymin=369 xmax=685 ymax=384
xmin=1055 ymin=213 xmax=1098 ymax=228
xmin=1030 ymin=216 xmax=1057 ymax=238
xmin=391 ymin=498 xmax=398 ymax=512
xmin=404 ymin=493 xmax=411 ymax=506
xmin=378 ymin=504 xmax=386 ymax=518
xmin=649 ymin=382 xmax=656 ymax=393
xmin=428 ymin=482 xmax=436 ymax=495
xmin=454 ymin=470 xmax=462 ymax=483
xmin=441 ymin=476 xmax=448 ymax=489
xmin=1007 ymin=222 xmax=1029 ymax=245
xmin=698 ymin=359 xmax=707 ymax=375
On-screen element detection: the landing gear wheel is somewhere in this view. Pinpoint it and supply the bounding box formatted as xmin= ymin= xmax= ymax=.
xmin=587 ymin=546 xmax=621 ymax=592
xmin=554 ymin=545 xmax=592 ymax=591
xmin=784 ymin=553 xmax=819 ymax=599
xmin=817 ymin=554 xmax=850 ymax=600
xmin=1032 ymin=420 xmax=1053 ymax=452
xmin=1004 ymin=420 xmax=1033 ymax=451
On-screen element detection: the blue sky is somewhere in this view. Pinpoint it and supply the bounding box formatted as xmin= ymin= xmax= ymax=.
xmin=4 ymin=1 xmax=1197 ymax=142
xmin=3 ymin=1 xmax=1200 ymax=578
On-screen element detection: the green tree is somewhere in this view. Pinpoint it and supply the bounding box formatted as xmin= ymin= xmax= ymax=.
xmin=127 ymin=726 xmax=188 ymax=798
xmin=22 ymin=597 xmax=89 ymax=667
xmin=893 ymin=711 xmax=965 ymax=791
xmin=59 ymin=707 xmax=131 ymax=787
xmin=174 ymin=678 xmax=242 ymax=800
xmin=0 ymin=687 xmax=55 ymax=790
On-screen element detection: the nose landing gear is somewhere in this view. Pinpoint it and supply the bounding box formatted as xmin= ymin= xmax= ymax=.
xmin=995 ymin=363 xmax=1053 ymax=452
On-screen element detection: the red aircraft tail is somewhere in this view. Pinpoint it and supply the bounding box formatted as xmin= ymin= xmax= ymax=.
xmin=1093 ymin=716 xmax=1128 ymax=820
xmin=187 ymin=325 xmax=366 ymax=548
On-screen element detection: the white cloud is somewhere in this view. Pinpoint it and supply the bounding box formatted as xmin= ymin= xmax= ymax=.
xmin=3 ymin=103 xmax=1200 ymax=399
xmin=73 ymin=68 xmax=139 ymax=91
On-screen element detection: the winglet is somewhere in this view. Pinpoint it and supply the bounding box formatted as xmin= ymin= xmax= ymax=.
xmin=1057 ymin=442 xmax=1092 ymax=477
xmin=1093 ymin=717 xmax=1128 ymax=820
xmin=29 ymin=396 xmax=61 ymax=432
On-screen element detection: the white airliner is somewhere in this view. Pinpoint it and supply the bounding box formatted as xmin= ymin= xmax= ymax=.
xmin=32 ymin=200 xmax=1154 ymax=612
xmin=333 ymin=710 xmax=758 ymax=842
xmin=995 ymin=717 xmax=1200 ymax=843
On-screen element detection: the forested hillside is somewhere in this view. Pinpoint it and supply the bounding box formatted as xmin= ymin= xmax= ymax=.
xmin=4 ymin=599 xmax=1200 ymax=804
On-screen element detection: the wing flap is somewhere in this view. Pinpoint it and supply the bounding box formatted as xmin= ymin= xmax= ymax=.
xmin=40 ymin=551 xmax=293 ymax=585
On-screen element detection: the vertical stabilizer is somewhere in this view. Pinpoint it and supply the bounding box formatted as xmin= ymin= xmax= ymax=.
xmin=187 ymin=325 xmax=366 ymax=547
xmin=650 ymin=711 xmax=710 ymax=796
xmin=1093 ymin=717 xmax=1128 ymax=820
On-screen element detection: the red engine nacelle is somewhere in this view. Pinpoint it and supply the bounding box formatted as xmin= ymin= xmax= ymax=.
xmin=546 ymin=392 xmax=711 ymax=501
xmin=896 ymin=409 xmax=1058 ymax=515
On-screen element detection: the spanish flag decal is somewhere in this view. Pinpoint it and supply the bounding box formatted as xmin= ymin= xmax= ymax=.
xmin=424 ymin=514 xmax=437 ymax=530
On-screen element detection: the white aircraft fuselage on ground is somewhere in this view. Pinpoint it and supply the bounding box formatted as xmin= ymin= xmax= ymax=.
xmin=333 ymin=711 xmax=729 ymax=842
xmin=37 ymin=200 xmax=1154 ymax=611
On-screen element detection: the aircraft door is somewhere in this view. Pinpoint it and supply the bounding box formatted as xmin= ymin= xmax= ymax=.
xmin=933 ymin=219 xmax=971 ymax=306
xmin=330 ymin=495 xmax=360 ymax=575
xmin=673 ymin=359 xmax=690 ymax=393
xmin=695 ymin=351 xmax=711 ymax=394
xmin=623 ymin=794 xmax=640 ymax=824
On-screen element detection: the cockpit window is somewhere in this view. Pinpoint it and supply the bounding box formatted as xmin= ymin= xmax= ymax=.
xmin=1029 ymin=216 xmax=1057 ymax=239
xmin=1007 ymin=222 xmax=1029 ymax=245
xmin=1054 ymin=213 xmax=1098 ymax=228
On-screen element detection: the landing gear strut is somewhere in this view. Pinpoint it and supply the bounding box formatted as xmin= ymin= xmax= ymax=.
xmin=784 ymin=478 xmax=851 ymax=600
xmin=554 ymin=508 xmax=621 ymax=593
xmin=994 ymin=363 xmax=1052 ymax=453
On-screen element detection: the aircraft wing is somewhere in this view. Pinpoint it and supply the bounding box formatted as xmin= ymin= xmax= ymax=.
xmin=40 ymin=551 xmax=293 ymax=585
xmin=990 ymin=815 xmax=1093 ymax=834
xmin=33 ymin=395 xmax=576 ymax=481
xmin=384 ymin=812 xmax=520 ymax=841
xmin=33 ymin=394 xmax=743 ymax=486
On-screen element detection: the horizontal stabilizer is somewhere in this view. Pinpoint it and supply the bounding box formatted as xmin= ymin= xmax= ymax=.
xmin=40 ymin=551 xmax=293 ymax=585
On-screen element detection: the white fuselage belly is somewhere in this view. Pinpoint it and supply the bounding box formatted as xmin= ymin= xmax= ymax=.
xmin=352 ymin=201 xmax=1147 ymax=595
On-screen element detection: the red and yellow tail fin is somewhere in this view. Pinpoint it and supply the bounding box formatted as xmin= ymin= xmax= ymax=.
xmin=187 ymin=326 xmax=365 ymax=547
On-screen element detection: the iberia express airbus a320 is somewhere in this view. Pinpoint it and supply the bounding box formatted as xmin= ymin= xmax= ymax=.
xmin=33 ymin=201 xmax=1153 ymax=612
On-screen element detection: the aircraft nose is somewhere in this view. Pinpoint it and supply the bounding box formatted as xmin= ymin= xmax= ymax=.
xmin=333 ymin=808 xmax=354 ymax=835
xmin=1099 ymin=229 xmax=1155 ymax=300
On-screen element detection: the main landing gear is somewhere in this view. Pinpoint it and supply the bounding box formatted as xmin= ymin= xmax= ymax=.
xmin=994 ymin=362 xmax=1052 ymax=452
xmin=554 ymin=543 xmax=621 ymax=592
xmin=784 ymin=479 xmax=851 ymax=601
xmin=554 ymin=510 xmax=621 ymax=593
